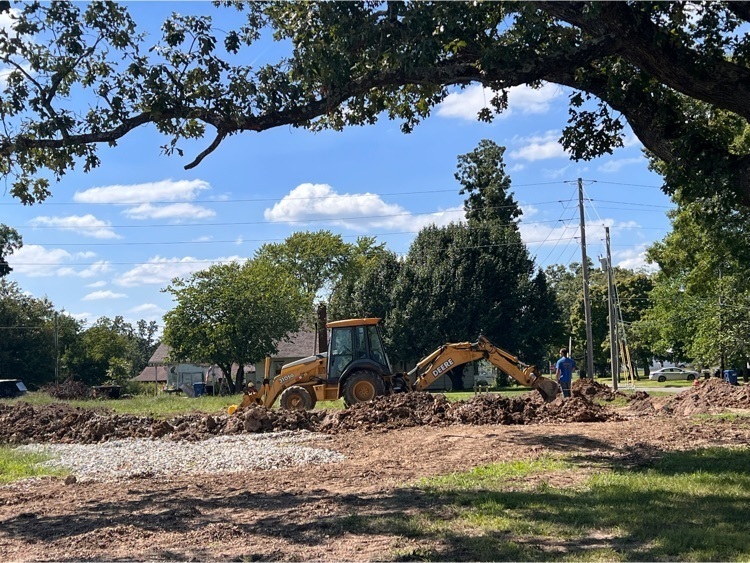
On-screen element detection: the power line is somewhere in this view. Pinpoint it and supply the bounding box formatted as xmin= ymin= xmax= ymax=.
xmin=21 ymin=218 xmax=579 ymax=246
xmin=6 ymin=202 xmax=576 ymax=231
xmin=0 ymin=184 xmax=570 ymax=207
xmin=9 ymin=234 xmax=584 ymax=267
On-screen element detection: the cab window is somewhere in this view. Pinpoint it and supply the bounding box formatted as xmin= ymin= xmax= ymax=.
xmin=329 ymin=327 xmax=353 ymax=381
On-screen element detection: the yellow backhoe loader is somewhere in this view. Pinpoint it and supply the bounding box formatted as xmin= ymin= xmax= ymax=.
xmin=239 ymin=317 xmax=559 ymax=411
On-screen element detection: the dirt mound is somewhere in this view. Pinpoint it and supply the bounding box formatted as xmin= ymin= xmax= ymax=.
xmin=449 ymin=392 xmax=616 ymax=424
xmin=571 ymin=378 xmax=628 ymax=401
xmin=319 ymin=392 xmax=453 ymax=432
xmin=0 ymin=402 xmax=213 ymax=444
xmin=1 ymin=390 xmax=620 ymax=445
xmin=661 ymin=378 xmax=750 ymax=416
xmin=42 ymin=380 xmax=92 ymax=400
xmin=625 ymin=390 xmax=657 ymax=415
xmin=0 ymin=402 xmax=325 ymax=444
xmin=262 ymin=390 xmax=618 ymax=431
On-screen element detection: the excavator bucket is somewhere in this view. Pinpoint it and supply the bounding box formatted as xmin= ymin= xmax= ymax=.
xmin=533 ymin=376 xmax=560 ymax=403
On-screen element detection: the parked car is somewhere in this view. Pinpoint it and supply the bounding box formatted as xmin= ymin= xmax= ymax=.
xmin=648 ymin=367 xmax=699 ymax=382
xmin=0 ymin=379 xmax=28 ymax=398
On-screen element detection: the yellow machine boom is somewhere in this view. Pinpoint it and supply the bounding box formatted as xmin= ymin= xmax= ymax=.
xmin=409 ymin=335 xmax=559 ymax=401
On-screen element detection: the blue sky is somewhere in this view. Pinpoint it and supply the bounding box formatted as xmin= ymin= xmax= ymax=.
xmin=1 ymin=3 xmax=675 ymax=331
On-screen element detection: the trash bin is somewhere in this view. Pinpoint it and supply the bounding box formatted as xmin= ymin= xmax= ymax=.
xmin=193 ymin=382 xmax=206 ymax=397
xmin=723 ymin=370 xmax=738 ymax=386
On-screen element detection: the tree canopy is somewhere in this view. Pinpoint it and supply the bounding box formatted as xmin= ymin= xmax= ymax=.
xmin=255 ymin=230 xmax=353 ymax=304
xmin=162 ymin=258 xmax=307 ymax=392
xmin=0 ymin=226 xmax=22 ymax=277
xmin=1 ymin=2 xmax=749 ymax=205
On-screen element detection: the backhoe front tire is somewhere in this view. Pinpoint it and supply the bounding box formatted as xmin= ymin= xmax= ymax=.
xmin=279 ymin=385 xmax=313 ymax=411
xmin=343 ymin=370 xmax=386 ymax=407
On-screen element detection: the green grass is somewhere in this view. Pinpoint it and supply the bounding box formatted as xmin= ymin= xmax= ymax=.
xmin=0 ymin=446 xmax=68 ymax=484
xmin=694 ymin=411 xmax=750 ymax=422
xmin=2 ymin=391 xmax=246 ymax=418
xmin=622 ymin=378 xmax=696 ymax=388
xmin=353 ymin=447 xmax=750 ymax=561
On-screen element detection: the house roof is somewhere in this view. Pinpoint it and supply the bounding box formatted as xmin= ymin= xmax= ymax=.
xmin=148 ymin=342 xmax=171 ymax=365
xmin=133 ymin=365 xmax=168 ymax=382
xmin=276 ymin=328 xmax=319 ymax=358
xmin=147 ymin=327 xmax=320 ymax=367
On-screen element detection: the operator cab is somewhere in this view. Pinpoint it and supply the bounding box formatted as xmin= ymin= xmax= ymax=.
xmin=327 ymin=318 xmax=391 ymax=383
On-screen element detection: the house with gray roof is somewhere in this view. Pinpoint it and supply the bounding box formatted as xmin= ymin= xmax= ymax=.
xmin=135 ymin=329 xmax=319 ymax=392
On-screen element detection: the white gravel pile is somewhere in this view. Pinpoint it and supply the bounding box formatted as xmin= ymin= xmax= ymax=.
xmin=19 ymin=430 xmax=344 ymax=483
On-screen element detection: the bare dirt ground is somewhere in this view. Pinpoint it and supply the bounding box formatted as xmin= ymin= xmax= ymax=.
xmin=1 ymin=379 xmax=750 ymax=562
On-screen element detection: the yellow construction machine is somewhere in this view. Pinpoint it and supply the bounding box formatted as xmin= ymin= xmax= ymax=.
xmin=239 ymin=317 xmax=559 ymax=411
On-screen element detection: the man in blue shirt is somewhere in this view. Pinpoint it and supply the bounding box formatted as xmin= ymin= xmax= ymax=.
xmin=555 ymin=348 xmax=575 ymax=398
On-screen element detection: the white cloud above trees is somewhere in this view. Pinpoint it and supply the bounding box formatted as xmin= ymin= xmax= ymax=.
xmin=264 ymin=183 xmax=463 ymax=231
xmin=116 ymin=255 xmax=247 ymax=287
xmin=29 ymin=214 xmax=120 ymax=239
xmin=509 ymin=131 xmax=568 ymax=162
xmin=83 ymin=290 xmax=127 ymax=301
xmin=74 ymin=179 xmax=215 ymax=222
xmin=9 ymin=245 xmax=111 ymax=278
xmin=437 ymin=83 xmax=563 ymax=120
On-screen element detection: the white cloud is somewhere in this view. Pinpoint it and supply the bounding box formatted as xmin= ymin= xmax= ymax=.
xmin=597 ymin=158 xmax=644 ymax=173
xmin=437 ymin=83 xmax=563 ymax=121
xmin=68 ymin=312 xmax=93 ymax=323
xmin=542 ymin=165 xmax=572 ymax=180
xmin=264 ymin=183 xmax=464 ymax=231
xmin=520 ymin=218 xmax=642 ymax=251
xmin=615 ymin=247 xmax=658 ymax=273
xmin=622 ymin=132 xmax=642 ymax=149
xmin=9 ymin=245 xmax=71 ymax=277
xmin=57 ymin=260 xmax=111 ymax=279
xmin=29 ymin=214 xmax=120 ymax=239
xmin=86 ymin=280 xmax=107 ymax=288
xmin=116 ymin=255 xmax=247 ymax=288
xmin=74 ymin=179 xmax=215 ymax=223
xmin=122 ymin=202 xmax=216 ymax=221
xmin=9 ymin=245 xmax=111 ymax=278
xmin=519 ymin=221 xmax=579 ymax=249
xmin=82 ymin=290 xmax=127 ymax=301
xmin=74 ymin=179 xmax=211 ymax=204
xmin=509 ymin=131 xmax=568 ymax=162
xmin=128 ymin=303 xmax=165 ymax=315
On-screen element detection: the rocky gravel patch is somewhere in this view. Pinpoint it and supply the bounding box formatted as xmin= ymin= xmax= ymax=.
xmin=19 ymin=431 xmax=344 ymax=482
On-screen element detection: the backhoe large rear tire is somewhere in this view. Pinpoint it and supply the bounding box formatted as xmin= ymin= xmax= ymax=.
xmin=279 ymin=385 xmax=313 ymax=411
xmin=343 ymin=370 xmax=386 ymax=407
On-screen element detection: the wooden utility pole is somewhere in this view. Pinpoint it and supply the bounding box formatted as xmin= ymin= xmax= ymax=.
xmin=578 ymin=178 xmax=595 ymax=379
xmin=604 ymin=227 xmax=618 ymax=390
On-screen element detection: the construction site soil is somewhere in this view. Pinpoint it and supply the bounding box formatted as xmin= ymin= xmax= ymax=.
xmin=1 ymin=378 xmax=750 ymax=561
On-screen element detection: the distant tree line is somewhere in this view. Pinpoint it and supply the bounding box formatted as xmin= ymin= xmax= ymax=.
xmin=0 ymin=279 xmax=159 ymax=388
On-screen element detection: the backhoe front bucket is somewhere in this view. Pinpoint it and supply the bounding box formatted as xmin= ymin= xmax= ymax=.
xmin=533 ymin=376 xmax=560 ymax=403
